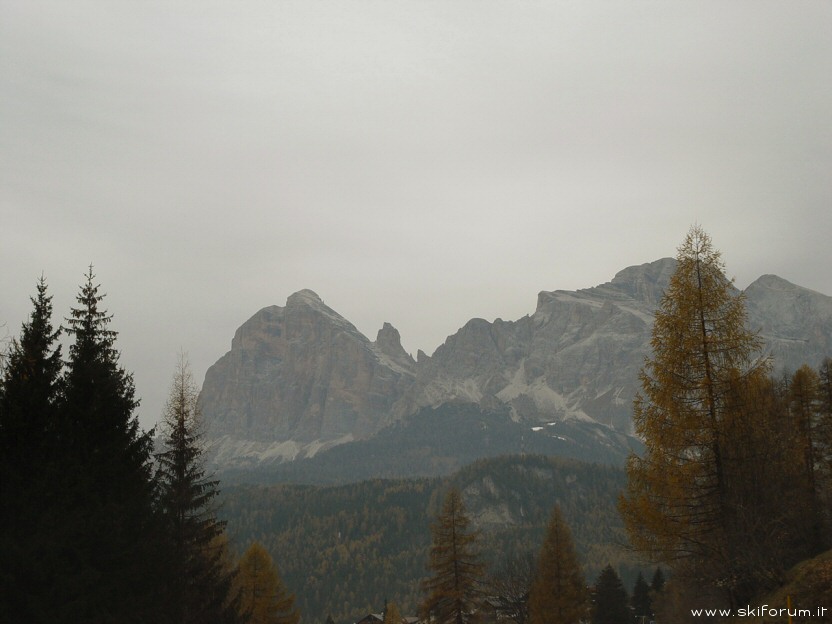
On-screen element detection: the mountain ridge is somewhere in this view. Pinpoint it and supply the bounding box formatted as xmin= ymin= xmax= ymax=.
xmin=199 ymin=258 xmax=832 ymax=472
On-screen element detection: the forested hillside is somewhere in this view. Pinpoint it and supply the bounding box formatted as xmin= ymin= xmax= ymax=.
xmin=218 ymin=454 xmax=640 ymax=623
xmin=217 ymin=402 xmax=641 ymax=485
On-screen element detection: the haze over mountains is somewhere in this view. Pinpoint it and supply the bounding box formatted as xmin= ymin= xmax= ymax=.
xmin=199 ymin=258 xmax=832 ymax=474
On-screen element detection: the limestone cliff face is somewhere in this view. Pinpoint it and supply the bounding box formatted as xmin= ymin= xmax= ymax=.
xmin=396 ymin=259 xmax=674 ymax=433
xmin=745 ymin=274 xmax=832 ymax=373
xmin=199 ymin=290 xmax=415 ymax=451
xmin=392 ymin=258 xmax=832 ymax=435
xmin=200 ymin=261 xmax=832 ymax=467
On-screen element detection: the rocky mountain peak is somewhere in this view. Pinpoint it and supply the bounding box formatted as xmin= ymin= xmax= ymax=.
xmin=287 ymin=288 xmax=323 ymax=304
xmin=608 ymin=257 xmax=676 ymax=300
xmin=744 ymin=274 xmax=832 ymax=372
xmin=579 ymin=258 xmax=676 ymax=308
xmin=200 ymin=292 xmax=416 ymax=463
xmin=748 ymin=274 xmax=802 ymax=293
xmin=374 ymin=322 xmax=415 ymax=369
xmin=283 ymin=289 xmax=360 ymax=334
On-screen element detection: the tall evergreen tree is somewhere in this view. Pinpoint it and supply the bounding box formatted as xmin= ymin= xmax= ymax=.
xmin=420 ymin=487 xmax=486 ymax=624
xmin=62 ymin=268 xmax=143 ymax=462
xmin=156 ymin=354 xmax=241 ymax=623
xmin=0 ymin=277 xmax=63 ymax=622
xmin=58 ymin=267 xmax=169 ymax=623
xmin=649 ymin=568 xmax=665 ymax=595
xmin=630 ymin=572 xmax=652 ymax=624
xmin=238 ymin=541 xmax=300 ymax=624
xmin=0 ymin=276 xmax=62 ymax=461
xmin=618 ymin=226 xmax=774 ymax=606
xmin=591 ymin=565 xmax=629 ymax=624
xmin=528 ymin=505 xmax=588 ymax=624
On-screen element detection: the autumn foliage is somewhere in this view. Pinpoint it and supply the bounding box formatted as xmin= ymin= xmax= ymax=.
xmin=238 ymin=541 xmax=300 ymax=624
xmin=528 ymin=505 xmax=588 ymax=624
xmin=620 ymin=226 xmax=831 ymax=606
xmin=421 ymin=487 xmax=486 ymax=624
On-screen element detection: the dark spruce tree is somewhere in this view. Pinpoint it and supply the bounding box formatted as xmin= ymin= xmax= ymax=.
xmin=649 ymin=567 xmax=665 ymax=595
xmin=0 ymin=277 xmax=64 ymax=622
xmin=156 ymin=354 xmax=242 ymax=623
xmin=0 ymin=276 xmax=62 ymax=462
xmin=630 ymin=572 xmax=652 ymax=624
xmin=592 ymin=565 xmax=630 ymax=624
xmin=58 ymin=267 xmax=170 ymax=623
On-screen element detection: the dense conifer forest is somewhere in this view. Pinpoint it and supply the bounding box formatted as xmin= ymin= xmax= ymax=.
xmin=218 ymin=455 xmax=640 ymax=623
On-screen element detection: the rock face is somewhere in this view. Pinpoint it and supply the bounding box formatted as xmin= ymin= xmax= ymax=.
xmin=200 ymin=260 xmax=832 ymax=468
xmin=397 ymin=259 xmax=676 ymax=433
xmin=200 ymin=290 xmax=415 ymax=464
xmin=745 ymin=275 xmax=832 ymax=374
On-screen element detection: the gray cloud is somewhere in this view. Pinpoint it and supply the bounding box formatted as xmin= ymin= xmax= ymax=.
xmin=2 ymin=1 xmax=830 ymax=430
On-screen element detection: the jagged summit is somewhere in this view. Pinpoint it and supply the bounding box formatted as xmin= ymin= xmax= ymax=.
xmin=374 ymin=322 xmax=415 ymax=371
xmin=200 ymin=290 xmax=416 ymax=466
xmin=288 ymin=288 xmax=322 ymax=302
xmin=284 ymin=288 xmax=360 ymax=332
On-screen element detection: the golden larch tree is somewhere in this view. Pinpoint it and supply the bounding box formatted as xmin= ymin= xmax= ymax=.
xmin=528 ymin=505 xmax=588 ymax=624
xmin=618 ymin=226 xmax=774 ymax=606
xmin=383 ymin=602 xmax=402 ymax=624
xmin=238 ymin=541 xmax=300 ymax=624
xmin=420 ymin=487 xmax=486 ymax=624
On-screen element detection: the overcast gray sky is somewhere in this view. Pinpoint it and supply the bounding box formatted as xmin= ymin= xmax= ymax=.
xmin=2 ymin=1 xmax=831 ymax=431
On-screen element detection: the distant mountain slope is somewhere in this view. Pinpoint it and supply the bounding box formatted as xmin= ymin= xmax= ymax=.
xmin=219 ymin=454 xmax=635 ymax=624
xmin=200 ymin=259 xmax=832 ymax=472
xmin=220 ymin=403 xmax=642 ymax=485
xmin=745 ymin=274 xmax=832 ymax=373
